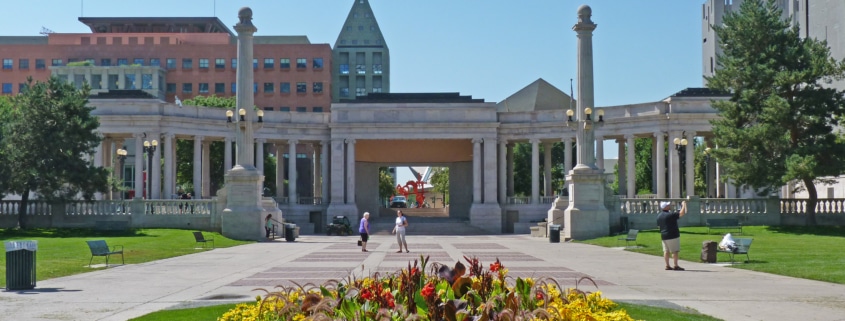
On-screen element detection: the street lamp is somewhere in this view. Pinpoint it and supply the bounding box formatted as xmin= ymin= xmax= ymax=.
xmin=116 ymin=148 xmax=128 ymax=200
xmin=673 ymin=136 xmax=688 ymax=197
xmin=143 ymin=139 xmax=158 ymax=199
xmin=225 ymin=108 xmax=264 ymax=168
xmin=704 ymin=147 xmax=712 ymax=198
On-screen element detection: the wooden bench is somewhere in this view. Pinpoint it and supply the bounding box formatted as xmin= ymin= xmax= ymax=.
xmin=717 ymin=238 xmax=753 ymax=263
xmin=193 ymin=231 xmax=214 ymax=249
xmin=86 ymin=240 xmax=124 ymax=267
xmin=706 ymin=218 xmax=742 ymax=234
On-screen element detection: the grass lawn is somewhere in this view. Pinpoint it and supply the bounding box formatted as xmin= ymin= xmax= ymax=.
xmin=128 ymin=303 xmax=242 ymax=321
xmin=582 ymin=225 xmax=845 ymax=284
xmin=0 ymin=228 xmax=252 ymax=287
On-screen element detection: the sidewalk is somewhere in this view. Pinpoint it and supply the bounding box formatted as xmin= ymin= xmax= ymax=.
xmin=2 ymin=234 xmax=845 ymax=321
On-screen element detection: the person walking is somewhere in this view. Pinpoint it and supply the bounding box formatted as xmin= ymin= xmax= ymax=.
xmin=392 ymin=210 xmax=409 ymax=253
xmin=657 ymin=200 xmax=687 ymax=271
xmin=265 ymin=214 xmax=274 ymax=240
xmin=359 ymin=212 xmax=370 ymax=252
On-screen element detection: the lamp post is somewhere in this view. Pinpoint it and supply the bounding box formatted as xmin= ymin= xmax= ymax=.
xmin=226 ymin=108 xmax=264 ymax=166
xmin=116 ymin=148 xmax=127 ymax=200
xmin=704 ymin=147 xmax=712 ymax=198
xmin=143 ymin=139 xmax=158 ymax=199
xmin=673 ymin=136 xmax=688 ymax=197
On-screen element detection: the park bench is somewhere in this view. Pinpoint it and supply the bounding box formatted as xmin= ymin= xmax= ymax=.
xmin=706 ymin=218 xmax=742 ymax=234
xmin=617 ymin=229 xmax=639 ymax=247
xmin=717 ymin=238 xmax=753 ymax=263
xmin=193 ymin=231 xmax=215 ymax=249
xmin=86 ymin=240 xmax=124 ymax=267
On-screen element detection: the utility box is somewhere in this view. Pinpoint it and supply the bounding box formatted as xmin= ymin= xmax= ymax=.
xmin=5 ymin=240 xmax=38 ymax=291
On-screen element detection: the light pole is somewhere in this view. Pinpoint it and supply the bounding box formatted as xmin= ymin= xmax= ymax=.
xmin=704 ymin=147 xmax=712 ymax=198
xmin=116 ymin=148 xmax=127 ymax=200
xmin=143 ymin=139 xmax=158 ymax=199
xmin=226 ymin=108 xmax=264 ymax=165
xmin=673 ymin=136 xmax=688 ymax=197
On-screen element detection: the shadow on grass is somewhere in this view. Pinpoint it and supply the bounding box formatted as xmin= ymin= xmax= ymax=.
xmin=0 ymin=228 xmax=150 ymax=239
xmin=765 ymin=225 xmax=845 ymax=237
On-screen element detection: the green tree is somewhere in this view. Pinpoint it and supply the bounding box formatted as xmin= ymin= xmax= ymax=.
xmin=0 ymin=77 xmax=109 ymax=228
xmin=512 ymin=142 xmax=568 ymax=196
xmin=706 ymin=0 xmax=845 ymax=225
xmin=429 ymin=167 xmax=449 ymax=204
xmin=378 ymin=167 xmax=395 ymax=202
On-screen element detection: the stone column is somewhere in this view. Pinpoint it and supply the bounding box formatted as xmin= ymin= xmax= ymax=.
xmin=715 ymin=160 xmax=723 ymax=198
xmin=152 ymin=134 xmax=162 ymax=199
xmin=234 ymin=9 xmax=257 ymax=170
xmin=321 ymin=140 xmax=329 ymax=201
xmin=483 ymin=137 xmax=498 ymax=204
xmin=314 ymin=142 xmax=321 ymax=198
xmin=669 ymin=131 xmax=680 ymax=198
xmin=202 ymin=140 xmax=211 ymax=198
xmin=543 ymin=141 xmax=552 ymax=196
xmin=574 ymin=6 xmax=597 ymax=170
xmin=563 ymin=137 xmax=573 ymax=174
xmin=133 ymin=133 xmax=145 ymax=198
xmin=498 ymin=139 xmax=507 ymax=203
xmin=345 ymin=139 xmax=356 ymax=204
xmin=595 ymin=135 xmax=604 ymax=171
xmin=224 ymin=136 xmax=233 ymax=172
xmin=288 ymin=140 xmax=298 ymax=203
xmin=255 ymin=138 xmax=265 ymax=174
xmin=472 ymin=138 xmax=482 ymax=203
xmin=685 ymin=131 xmax=696 ymax=197
xmin=163 ymin=134 xmax=175 ymax=199
xmin=654 ymin=132 xmax=666 ymax=198
xmin=626 ymin=134 xmax=636 ymax=198
xmin=617 ymin=139 xmax=627 ymax=196
xmin=274 ymin=142 xmax=286 ymax=198
xmin=329 ymin=139 xmax=345 ymax=204
xmin=93 ymin=140 xmax=104 ymax=200
xmin=530 ymin=138 xmax=540 ymax=204
xmin=193 ymin=136 xmax=203 ymax=198
xmin=506 ymin=143 xmax=514 ymax=196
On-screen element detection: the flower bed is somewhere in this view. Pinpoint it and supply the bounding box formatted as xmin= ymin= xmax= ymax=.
xmin=219 ymin=256 xmax=634 ymax=321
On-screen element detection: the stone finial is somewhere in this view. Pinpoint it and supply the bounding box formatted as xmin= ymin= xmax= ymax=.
xmin=577 ymin=5 xmax=593 ymax=24
xmin=235 ymin=7 xmax=255 ymax=29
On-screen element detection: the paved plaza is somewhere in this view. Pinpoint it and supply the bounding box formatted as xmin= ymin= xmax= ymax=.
xmin=2 ymin=234 xmax=845 ymax=321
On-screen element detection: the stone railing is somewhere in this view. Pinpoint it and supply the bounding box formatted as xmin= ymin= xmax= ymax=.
xmin=506 ymin=196 xmax=531 ymax=205
xmin=143 ymin=200 xmax=214 ymax=215
xmin=274 ymin=196 xmax=289 ymax=205
xmin=298 ymin=197 xmax=323 ymax=205
xmin=65 ymin=200 xmax=132 ymax=215
xmin=702 ymin=198 xmax=767 ymax=214
xmin=781 ymin=198 xmax=845 ymax=214
xmin=539 ymin=196 xmax=557 ymax=204
xmin=0 ymin=200 xmax=51 ymax=215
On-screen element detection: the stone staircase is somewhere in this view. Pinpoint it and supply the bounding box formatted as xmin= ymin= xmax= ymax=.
xmin=369 ymin=208 xmax=490 ymax=235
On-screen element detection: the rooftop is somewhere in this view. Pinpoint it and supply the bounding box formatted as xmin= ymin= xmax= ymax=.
xmin=78 ymin=17 xmax=233 ymax=37
xmin=343 ymin=93 xmax=485 ymax=104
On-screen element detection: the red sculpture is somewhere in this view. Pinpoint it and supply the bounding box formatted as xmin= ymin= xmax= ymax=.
xmin=394 ymin=171 xmax=427 ymax=208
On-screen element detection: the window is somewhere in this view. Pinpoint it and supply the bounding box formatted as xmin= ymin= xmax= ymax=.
xmin=214 ymin=83 xmax=225 ymax=93
xmin=358 ymin=26 xmax=364 ymax=31
xmin=296 ymin=58 xmax=307 ymax=69
xmin=117 ymin=58 xmax=128 ymax=66
xmin=231 ymin=82 xmax=237 ymax=93
xmin=263 ymin=107 xmax=274 ymax=111
xmin=313 ymin=107 xmax=323 ymax=113
xmin=1 ymin=83 xmax=11 ymax=94
xmin=296 ymin=107 xmax=307 ymax=113
xmin=231 ymin=58 xmax=237 ymax=69
xmin=166 ymin=83 xmax=176 ymax=93
xmin=280 ymin=106 xmax=290 ymax=112
xmin=340 ymin=87 xmax=349 ymax=97
xmin=125 ymin=74 xmax=136 ymax=89
xmin=142 ymin=74 xmax=153 ymax=89
xmin=280 ymin=82 xmax=290 ymax=93
xmin=313 ymin=82 xmax=323 ymax=93
xmin=253 ymin=82 xmax=258 ymax=93
xmin=182 ymin=83 xmax=193 ymax=94
xmin=101 ymin=58 xmax=111 ymax=66
xmin=18 ymin=83 xmax=25 ymax=93
xmin=313 ymin=58 xmax=323 ymax=69
xmin=356 ymin=64 xmax=366 ymax=74
xmin=3 ymin=59 xmax=13 ymax=70
xmin=253 ymin=59 xmax=258 ymax=69
xmin=133 ymin=58 xmax=145 ymax=66
xmin=296 ymin=82 xmax=306 ymax=93
xmin=263 ymin=82 xmax=274 ymax=93
xmin=199 ymin=58 xmax=209 ymax=69
xmin=263 ymin=58 xmax=273 ymax=69
xmin=85 ymin=58 xmax=95 ymax=65
xmin=52 ymin=59 xmax=64 ymax=66
xmin=373 ymin=64 xmax=382 ymax=74
xmin=90 ymin=75 xmax=102 ymax=89
xmin=35 ymin=59 xmax=45 ymax=70
xmin=150 ymin=58 xmax=160 ymax=67
xmin=182 ymin=58 xmax=193 ymax=69
xmin=356 ymin=88 xmax=367 ymax=96
xmin=199 ymin=83 xmax=209 ymax=93
xmin=280 ymin=58 xmax=290 ymax=69
xmin=108 ymin=75 xmax=118 ymax=89
xmin=215 ymin=58 xmax=225 ymax=69
xmin=166 ymin=58 xmax=176 ymax=69
xmin=340 ymin=64 xmax=349 ymax=74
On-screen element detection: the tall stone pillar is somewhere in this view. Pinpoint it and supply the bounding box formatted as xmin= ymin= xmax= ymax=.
xmin=274 ymin=142 xmax=286 ymax=198
xmin=543 ymin=141 xmax=552 ymax=196
xmin=163 ymin=134 xmax=175 ymax=199
xmin=133 ymin=133 xmax=145 ymax=198
xmin=93 ymin=140 xmax=104 ymax=200
xmin=470 ymin=137 xmax=503 ymax=233
xmin=313 ymin=142 xmax=321 ymax=198
xmin=716 ymin=160 xmax=723 ymax=198
xmin=224 ymin=136 xmax=233 ymax=173
xmin=563 ymin=137 xmax=573 ymax=174
xmin=669 ymin=131 xmax=681 ymax=198
xmin=498 ymin=139 xmax=507 ymax=203
xmin=472 ymin=138 xmax=482 ymax=203
xmin=483 ymin=137 xmax=498 ymax=204
xmin=152 ymin=133 xmax=162 ymax=199
xmin=626 ymin=134 xmax=636 ymax=198
xmin=202 ymin=140 xmax=211 ymax=198
xmin=255 ymin=138 xmax=265 ymax=174
xmin=655 ymin=132 xmax=666 ymax=198
xmin=506 ymin=143 xmax=514 ymax=196
xmin=321 ymin=140 xmax=329 ymax=201
xmin=530 ymin=138 xmax=540 ymax=204
xmin=617 ymin=139 xmax=627 ymax=196
xmin=345 ymin=139 xmax=355 ymax=204
xmin=288 ymin=140 xmax=298 ymax=203
xmin=329 ymin=139 xmax=345 ymax=204
xmin=685 ymin=131 xmax=696 ymax=197
xmin=595 ymin=135 xmax=604 ymax=171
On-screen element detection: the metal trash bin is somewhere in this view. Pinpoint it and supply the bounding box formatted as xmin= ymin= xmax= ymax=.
xmin=549 ymin=224 xmax=561 ymax=243
xmin=285 ymin=224 xmax=297 ymax=242
xmin=5 ymin=240 xmax=37 ymax=291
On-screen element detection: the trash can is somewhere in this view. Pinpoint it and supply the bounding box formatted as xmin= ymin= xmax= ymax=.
xmin=549 ymin=224 xmax=561 ymax=243
xmin=5 ymin=240 xmax=37 ymax=291
xmin=701 ymin=240 xmax=718 ymax=263
xmin=284 ymin=224 xmax=297 ymax=242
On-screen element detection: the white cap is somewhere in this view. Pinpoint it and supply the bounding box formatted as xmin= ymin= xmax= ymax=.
xmin=659 ymin=201 xmax=671 ymax=210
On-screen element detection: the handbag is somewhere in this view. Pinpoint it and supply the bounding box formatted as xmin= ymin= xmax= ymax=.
xmin=357 ymin=239 xmax=363 ymax=246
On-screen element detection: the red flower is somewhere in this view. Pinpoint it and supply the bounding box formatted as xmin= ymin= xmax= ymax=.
xmin=536 ymin=292 xmax=544 ymax=301
xmin=361 ymin=288 xmax=373 ymax=301
xmin=490 ymin=262 xmax=501 ymax=272
xmin=420 ymin=282 xmax=435 ymax=299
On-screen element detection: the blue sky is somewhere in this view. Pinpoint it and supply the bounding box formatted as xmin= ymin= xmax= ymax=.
xmin=1 ymin=0 xmax=705 ymax=159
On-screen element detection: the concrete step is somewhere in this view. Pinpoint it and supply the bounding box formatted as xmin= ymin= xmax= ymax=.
xmin=379 ymin=207 xmax=449 ymax=218
xmin=368 ymin=217 xmax=489 ymax=235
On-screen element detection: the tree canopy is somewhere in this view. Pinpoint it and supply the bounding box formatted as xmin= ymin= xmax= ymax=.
xmin=0 ymin=77 xmax=109 ymax=228
xmin=706 ymin=0 xmax=845 ymax=224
